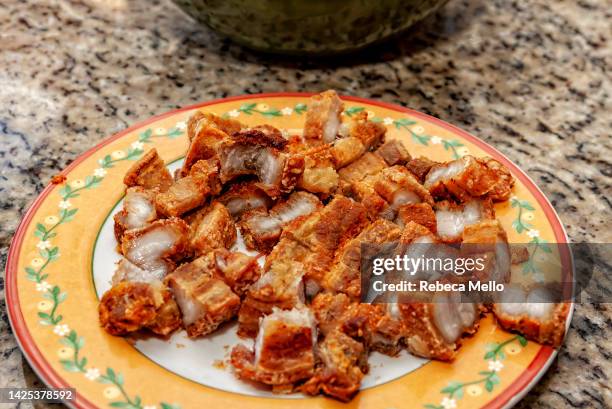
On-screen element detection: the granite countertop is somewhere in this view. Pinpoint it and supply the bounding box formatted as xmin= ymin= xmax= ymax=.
xmin=0 ymin=0 xmax=610 ymax=408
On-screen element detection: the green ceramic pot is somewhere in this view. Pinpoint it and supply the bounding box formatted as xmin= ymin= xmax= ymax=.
xmin=172 ymin=0 xmax=448 ymax=55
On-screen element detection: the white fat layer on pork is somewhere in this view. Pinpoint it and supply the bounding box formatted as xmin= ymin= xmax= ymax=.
xmin=222 ymin=146 xmax=284 ymax=186
xmin=124 ymin=190 xmax=156 ymax=229
xmin=111 ymin=258 xmax=164 ymax=285
xmin=246 ymin=193 xmax=319 ymax=236
xmin=498 ymin=286 xmax=554 ymax=320
xmin=383 ymin=189 xmax=422 ymax=220
xmin=424 ymin=158 xmax=467 ymax=187
xmin=436 ymin=201 xmax=484 ymax=240
xmin=254 ymin=307 xmax=316 ymax=364
xmin=273 ymin=193 xmax=319 ymax=224
xmin=171 ymin=282 xmax=201 ymax=326
xmin=125 ymin=227 xmax=179 ymax=274
xmin=432 ymin=293 xmax=477 ymax=344
xmin=225 ymin=196 xmax=268 ymax=217
xmin=323 ymin=111 xmax=341 ymax=143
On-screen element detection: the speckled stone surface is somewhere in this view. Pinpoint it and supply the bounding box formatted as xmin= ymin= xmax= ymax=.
xmin=0 ymin=0 xmax=610 ymax=408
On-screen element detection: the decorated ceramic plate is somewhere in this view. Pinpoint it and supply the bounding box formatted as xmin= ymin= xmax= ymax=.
xmin=6 ymin=93 xmax=572 ymax=409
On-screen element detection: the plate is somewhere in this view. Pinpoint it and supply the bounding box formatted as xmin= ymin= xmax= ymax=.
xmin=6 ymin=93 xmax=572 ymax=409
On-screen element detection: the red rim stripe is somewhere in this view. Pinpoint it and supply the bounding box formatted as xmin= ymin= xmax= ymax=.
xmin=5 ymin=92 xmax=571 ymax=409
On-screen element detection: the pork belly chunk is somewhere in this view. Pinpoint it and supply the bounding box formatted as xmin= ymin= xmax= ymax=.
xmin=156 ymin=159 xmax=222 ymax=217
xmin=285 ymin=195 xmax=367 ymax=254
xmin=120 ymin=217 xmax=190 ymax=277
xmin=217 ymin=181 xmax=273 ymax=219
xmin=343 ymin=111 xmax=386 ymax=150
xmin=238 ymin=258 xmax=306 ymax=337
xmin=424 ymin=155 xmax=514 ymax=202
xmin=165 ymin=259 xmax=240 ymax=337
xmin=434 ymin=199 xmax=495 ymax=242
xmin=239 ymin=191 xmax=322 ymax=252
xmin=297 ymin=145 xmax=339 ymax=195
xmin=188 ymin=202 xmax=236 ymax=256
xmin=212 ymin=249 xmax=262 ymax=296
xmin=323 ymin=219 xmax=401 ymax=299
xmin=99 ymin=280 xmax=181 ymax=336
xmin=338 ymin=152 xmax=387 ymax=192
xmin=330 ymin=137 xmax=366 ymax=169
xmin=113 ymin=187 xmax=158 ymax=241
xmin=396 ymin=203 xmax=437 ymax=232
xmin=461 ymin=220 xmax=511 ymax=283
xmin=399 ymin=293 xmax=481 ymax=361
xmin=493 ymin=286 xmax=569 ymax=347
xmin=187 ymin=111 xmax=243 ymax=142
xmin=181 ymin=124 xmax=230 ymax=176
xmin=123 ymin=148 xmax=173 ymax=192
xmin=219 ymin=127 xmax=304 ymax=197
xmin=375 ymin=139 xmax=411 ymax=166
xmin=481 ymin=157 xmax=515 ymax=201
xmin=231 ymin=307 xmax=316 ymax=387
xmin=301 ymin=330 xmax=367 ymax=402
xmin=353 ymin=165 xmax=433 ymax=220
xmin=302 ymin=90 xmax=343 ymax=144
xmin=406 ymin=156 xmax=439 ymax=182
xmin=111 ymin=258 xmax=164 ymax=285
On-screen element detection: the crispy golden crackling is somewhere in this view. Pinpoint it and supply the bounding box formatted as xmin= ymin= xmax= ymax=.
xmin=303 ymin=90 xmax=344 ymax=144
xmin=188 ymin=202 xmax=236 ymax=255
xmin=165 ymin=258 xmax=240 ymax=337
xmin=124 ymin=148 xmax=173 ymax=192
xmin=156 ymin=159 xmax=221 ymax=217
xmin=99 ymin=281 xmax=181 ymax=336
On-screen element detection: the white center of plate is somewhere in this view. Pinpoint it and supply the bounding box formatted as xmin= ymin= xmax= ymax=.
xmin=92 ymin=160 xmax=428 ymax=398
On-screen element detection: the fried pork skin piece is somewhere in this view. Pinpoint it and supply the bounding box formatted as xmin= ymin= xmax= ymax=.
xmin=398 ymin=293 xmax=480 ymax=361
xmin=301 ymin=330 xmax=367 ymax=402
xmin=343 ymin=111 xmax=386 ymax=150
xmin=212 ymin=249 xmax=262 ymax=296
xmin=113 ymin=187 xmax=158 ymax=241
xmin=322 ymin=219 xmax=401 ymax=299
xmin=188 ymin=202 xmax=236 ymax=255
xmin=461 ymin=220 xmax=511 ymax=283
xmin=375 ymin=139 xmax=411 ymax=166
xmin=181 ymin=125 xmax=229 ymax=176
xmin=424 ymin=155 xmax=514 ymax=202
xmin=330 ymin=137 xmax=366 ymax=169
xmin=239 ymin=191 xmax=322 ymax=252
xmin=120 ymin=217 xmax=190 ymax=276
xmin=493 ymin=286 xmax=569 ymax=347
xmin=353 ymin=165 xmax=433 ymax=220
xmin=303 ymin=90 xmax=344 ymax=144
xmin=481 ymin=157 xmax=515 ymax=201
xmin=284 ymin=195 xmax=368 ymax=254
xmin=165 ymin=259 xmax=240 ymax=337
xmin=111 ymin=258 xmax=162 ymax=285
xmin=396 ymin=203 xmax=437 ymax=232
xmin=218 ymin=127 xmax=304 ymax=197
xmin=338 ymin=152 xmax=388 ymax=191
xmin=406 ymin=156 xmax=438 ymax=183
xmin=330 ymin=112 xmax=387 ymax=168
xmin=187 ymin=111 xmax=243 ymax=142
xmin=124 ymin=148 xmax=173 ymax=192
xmin=217 ymin=181 xmax=273 ymax=219
xmin=298 ymin=145 xmax=339 ymax=195
xmin=311 ymin=293 xmax=405 ymax=356
xmin=156 ymin=159 xmax=222 ymax=217
xmin=99 ymin=281 xmax=181 ymax=336
xmin=237 ymin=258 xmax=305 ymax=337
xmin=434 ymin=199 xmax=495 ymax=242
xmin=231 ymin=307 xmax=316 ymax=388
